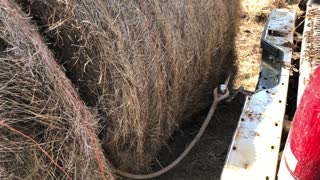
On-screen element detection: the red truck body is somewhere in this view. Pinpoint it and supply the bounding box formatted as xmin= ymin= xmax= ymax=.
xmin=283 ymin=66 xmax=320 ymax=179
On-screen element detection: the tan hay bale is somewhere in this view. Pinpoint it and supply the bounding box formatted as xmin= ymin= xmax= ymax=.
xmin=0 ymin=0 xmax=114 ymax=179
xmin=20 ymin=0 xmax=239 ymax=172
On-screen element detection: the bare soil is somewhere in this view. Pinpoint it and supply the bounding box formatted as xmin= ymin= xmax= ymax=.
xmin=154 ymin=95 xmax=245 ymax=180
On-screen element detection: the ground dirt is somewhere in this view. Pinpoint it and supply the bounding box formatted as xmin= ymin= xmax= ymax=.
xmin=153 ymin=96 xmax=245 ymax=180
xmin=152 ymin=0 xmax=300 ymax=180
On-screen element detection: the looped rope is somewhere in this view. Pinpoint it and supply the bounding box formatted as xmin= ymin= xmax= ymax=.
xmin=115 ymin=74 xmax=231 ymax=179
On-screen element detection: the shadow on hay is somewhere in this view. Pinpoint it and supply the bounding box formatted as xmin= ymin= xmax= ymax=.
xmin=17 ymin=0 xmax=241 ymax=174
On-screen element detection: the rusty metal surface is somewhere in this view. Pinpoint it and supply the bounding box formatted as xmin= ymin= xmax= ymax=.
xmin=221 ymin=9 xmax=295 ymax=180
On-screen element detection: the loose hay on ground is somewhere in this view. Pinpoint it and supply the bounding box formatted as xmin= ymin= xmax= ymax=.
xmin=0 ymin=1 xmax=114 ymax=179
xmin=19 ymin=0 xmax=240 ymax=173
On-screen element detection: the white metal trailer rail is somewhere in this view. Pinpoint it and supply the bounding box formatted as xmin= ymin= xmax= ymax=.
xmin=221 ymin=9 xmax=296 ymax=180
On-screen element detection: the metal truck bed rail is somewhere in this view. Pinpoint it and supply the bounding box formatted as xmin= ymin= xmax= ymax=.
xmin=221 ymin=9 xmax=296 ymax=180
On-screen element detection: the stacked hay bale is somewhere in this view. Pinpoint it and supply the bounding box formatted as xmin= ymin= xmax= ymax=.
xmin=0 ymin=0 xmax=114 ymax=179
xmin=19 ymin=0 xmax=239 ymax=173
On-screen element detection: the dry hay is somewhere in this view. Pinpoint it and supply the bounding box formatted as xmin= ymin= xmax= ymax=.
xmin=0 ymin=0 xmax=114 ymax=179
xmin=20 ymin=0 xmax=240 ymax=172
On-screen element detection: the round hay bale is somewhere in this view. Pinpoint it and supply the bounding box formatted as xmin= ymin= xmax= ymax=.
xmin=20 ymin=0 xmax=240 ymax=172
xmin=0 ymin=1 xmax=114 ymax=179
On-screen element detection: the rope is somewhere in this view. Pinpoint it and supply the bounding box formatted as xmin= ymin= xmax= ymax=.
xmin=115 ymin=75 xmax=231 ymax=179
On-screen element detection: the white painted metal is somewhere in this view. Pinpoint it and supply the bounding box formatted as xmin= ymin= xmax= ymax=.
xmin=221 ymin=9 xmax=295 ymax=180
xmin=297 ymin=2 xmax=320 ymax=104
xmin=277 ymin=145 xmax=296 ymax=180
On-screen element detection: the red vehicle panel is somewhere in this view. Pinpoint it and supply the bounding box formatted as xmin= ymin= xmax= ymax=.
xmin=284 ymin=66 xmax=320 ymax=180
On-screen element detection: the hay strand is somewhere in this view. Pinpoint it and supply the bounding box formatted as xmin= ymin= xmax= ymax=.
xmin=0 ymin=0 xmax=114 ymax=179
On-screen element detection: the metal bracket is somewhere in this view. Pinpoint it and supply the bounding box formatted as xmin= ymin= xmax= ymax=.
xmin=258 ymin=10 xmax=295 ymax=92
xmin=221 ymin=9 xmax=295 ymax=180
